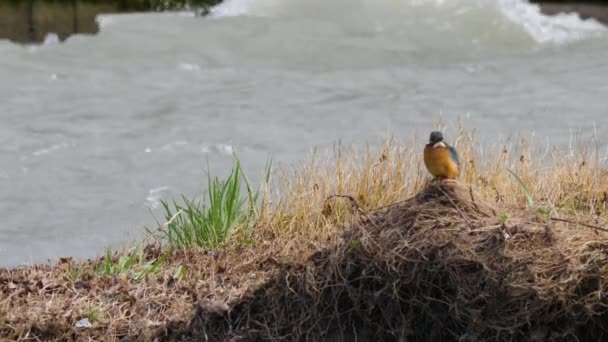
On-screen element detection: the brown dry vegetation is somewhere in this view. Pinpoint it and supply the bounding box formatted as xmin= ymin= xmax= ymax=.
xmin=1 ymin=129 xmax=608 ymax=341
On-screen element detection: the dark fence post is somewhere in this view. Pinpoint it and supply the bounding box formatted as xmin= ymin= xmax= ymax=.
xmin=27 ymin=0 xmax=35 ymax=42
xmin=72 ymin=0 xmax=79 ymax=34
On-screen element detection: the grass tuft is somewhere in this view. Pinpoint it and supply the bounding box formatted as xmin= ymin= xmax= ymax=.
xmin=157 ymin=156 xmax=264 ymax=249
xmin=98 ymin=243 xmax=167 ymax=280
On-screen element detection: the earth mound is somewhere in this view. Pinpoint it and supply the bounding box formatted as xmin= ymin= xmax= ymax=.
xmin=183 ymin=182 xmax=608 ymax=341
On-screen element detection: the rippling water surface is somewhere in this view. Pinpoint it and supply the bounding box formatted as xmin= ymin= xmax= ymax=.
xmin=0 ymin=0 xmax=607 ymax=265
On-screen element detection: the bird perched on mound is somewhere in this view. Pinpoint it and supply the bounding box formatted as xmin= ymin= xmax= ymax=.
xmin=424 ymin=131 xmax=460 ymax=181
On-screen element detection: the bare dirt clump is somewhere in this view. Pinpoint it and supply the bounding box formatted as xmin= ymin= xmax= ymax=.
xmin=184 ymin=182 xmax=608 ymax=341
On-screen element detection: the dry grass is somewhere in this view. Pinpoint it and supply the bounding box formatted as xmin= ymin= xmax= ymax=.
xmin=194 ymin=182 xmax=608 ymax=341
xmin=1 ymin=129 xmax=607 ymax=341
xmin=256 ymin=128 xmax=607 ymax=242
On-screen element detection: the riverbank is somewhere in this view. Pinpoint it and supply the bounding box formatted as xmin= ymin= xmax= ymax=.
xmin=0 ymin=0 xmax=218 ymax=43
xmin=537 ymin=2 xmax=608 ymax=23
xmin=2 ymin=132 xmax=607 ymax=340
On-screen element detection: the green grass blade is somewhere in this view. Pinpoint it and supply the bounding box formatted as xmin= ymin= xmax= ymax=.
xmin=150 ymin=153 xmax=258 ymax=249
xmin=506 ymin=169 xmax=534 ymax=207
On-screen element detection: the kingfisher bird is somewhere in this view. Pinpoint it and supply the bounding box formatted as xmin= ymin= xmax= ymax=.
xmin=424 ymin=131 xmax=460 ymax=181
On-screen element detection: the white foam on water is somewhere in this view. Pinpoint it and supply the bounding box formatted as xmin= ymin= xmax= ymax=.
xmin=177 ymin=62 xmax=201 ymax=71
xmin=23 ymin=32 xmax=61 ymax=52
xmin=31 ymin=142 xmax=72 ymax=157
xmin=96 ymin=11 xmax=195 ymax=29
xmin=96 ymin=13 xmax=152 ymax=29
xmin=215 ymin=143 xmax=234 ymax=156
xmin=211 ymin=0 xmax=606 ymax=44
xmin=145 ymin=186 xmax=170 ymax=209
xmin=143 ymin=141 xmax=190 ymax=154
xmin=496 ymin=0 xmax=605 ymax=43
xmin=210 ymin=0 xmax=272 ymax=17
xmin=43 ymin=33 xmax=60 ymax=45
xmin=160 ymin=140 xmax=189 ymax=151
xmin=96 ymin=14 xmax=114 ymax=29
xmin=200 ymin=143 xmax=234 ymax=156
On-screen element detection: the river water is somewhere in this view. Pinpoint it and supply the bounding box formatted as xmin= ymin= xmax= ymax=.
xmin=0 ymin=0 xmax=607 ymax=266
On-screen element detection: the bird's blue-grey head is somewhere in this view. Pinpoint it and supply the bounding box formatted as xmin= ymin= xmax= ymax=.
xmin=429 ymin=131 xmax=444 ymax=145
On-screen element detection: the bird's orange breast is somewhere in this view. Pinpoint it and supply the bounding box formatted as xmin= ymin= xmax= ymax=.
xmin=424 ymin=145 xmax=459 ymax=179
